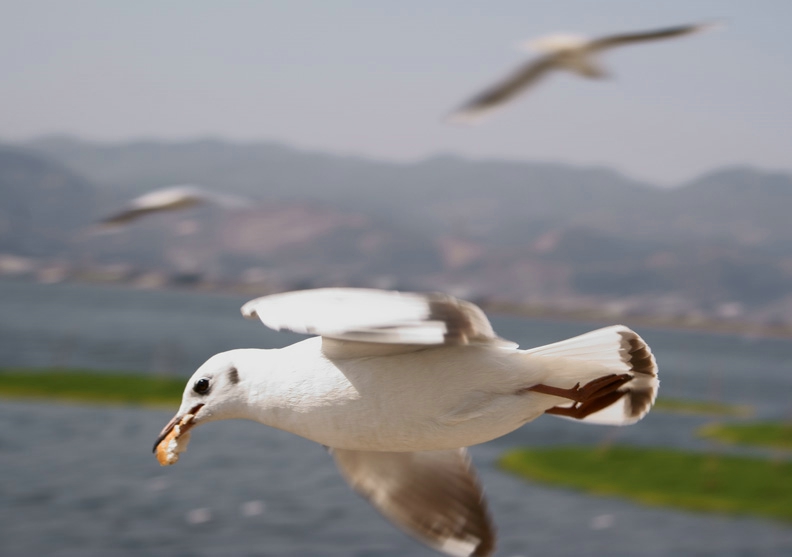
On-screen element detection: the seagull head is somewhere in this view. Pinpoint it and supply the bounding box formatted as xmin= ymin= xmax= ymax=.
xmin=153 ymin=350 xmax=255 ymax=460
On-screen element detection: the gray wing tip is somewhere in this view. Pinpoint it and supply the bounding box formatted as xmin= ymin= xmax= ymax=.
xmin=663 ymin=21 xmax=723 ymax=35
xmin=331 ymin=447 xmax=497 ymax=557
xmin=96 ymin=208 xmax=145 ymax=226
xmin=472 ymin=513 xmax=496 ymax=554
xmin=427 ymin=294 xmax=498 ymax=346
xmin=456 ymin=450 xmax=497 ymax=557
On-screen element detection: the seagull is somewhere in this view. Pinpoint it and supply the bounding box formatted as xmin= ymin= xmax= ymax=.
xmin=153 ymin=287 xmax=658 ymax=557
xmin=98 ymin=185 xmax=248 ymax=226
xmin=449 ymin=22 xmax=718 ymax=123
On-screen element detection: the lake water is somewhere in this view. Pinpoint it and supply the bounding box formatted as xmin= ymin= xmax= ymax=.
xmin=1 ymin=280 xmax=791 ymax=556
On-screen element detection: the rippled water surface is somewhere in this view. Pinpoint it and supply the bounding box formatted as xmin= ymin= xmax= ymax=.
xmin=2 ymin=280 xmax=791 ymax=556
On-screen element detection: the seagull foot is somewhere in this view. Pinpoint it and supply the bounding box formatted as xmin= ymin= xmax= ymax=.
xmin=521 ymin=374 xmax=633 ymax=420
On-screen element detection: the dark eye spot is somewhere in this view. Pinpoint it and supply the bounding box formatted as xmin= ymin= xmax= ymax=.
xmin=193 ymin=377 xmax=211 ymax=395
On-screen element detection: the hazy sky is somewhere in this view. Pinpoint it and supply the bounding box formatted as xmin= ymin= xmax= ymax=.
xmin=2 ymin=1 xmax=790 ymax=184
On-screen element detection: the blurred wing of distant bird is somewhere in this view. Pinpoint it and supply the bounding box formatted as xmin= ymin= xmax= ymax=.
xmin=98 ymin=185 xmax=248 ymax=226
xmin=588 ymin=22 xmax=718 ymax=51
xmin=448 ymin=21 xmax=718 ymax=123
xmin=448 ymin=56 xmax=557 ymax=123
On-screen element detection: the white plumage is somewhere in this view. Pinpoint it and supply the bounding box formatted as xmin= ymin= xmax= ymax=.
xmin=155 ymin=287 xmax=659 ymax=556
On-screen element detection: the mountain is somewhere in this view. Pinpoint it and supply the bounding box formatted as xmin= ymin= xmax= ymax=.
xmin=24 ymin=136 xmax=656 ymax=235
xmin=666 ymin=168 xmax=792 ymax=252
xmin=4 ymin=136 xmax=792 ymax=325
xmin=0 ymin=147 xmax=96 ymax=257
xmin=26 ymin=136 xmax=792 ymax=248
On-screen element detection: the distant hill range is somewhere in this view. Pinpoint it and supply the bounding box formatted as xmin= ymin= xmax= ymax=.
xmin=2 ymin=136 xmax=792 ymax=326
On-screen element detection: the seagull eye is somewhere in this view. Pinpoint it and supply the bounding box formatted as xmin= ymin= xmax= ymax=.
xmin=193 ymin=378 xmax=211 ymax=395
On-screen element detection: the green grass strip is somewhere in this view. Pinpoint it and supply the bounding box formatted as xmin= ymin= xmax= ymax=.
xmin=653 ymin=397 xmax=753 ymax=417
xmin=0 ymin=368 xmax=184 ymax=407
xmin=699 ymin=422 xmax=792 ymax=450
xmin=499 ymin=446 xmax=792 ymax=522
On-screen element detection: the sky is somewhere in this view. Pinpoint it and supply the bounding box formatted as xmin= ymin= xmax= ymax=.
xmin=2 ymin=0 xmax=791 ymax=185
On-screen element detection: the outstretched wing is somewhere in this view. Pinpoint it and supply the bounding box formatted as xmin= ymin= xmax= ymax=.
xmin=98 ymin=185 xmax=247 ymax=226
xmin=589 ymin=22 xmax=715 ymax=50
xmin=448 ymin=55 xmax=558 ymax=123
xmin=241 ymin=288 xmax=515 ymax=348
xmin=330 ymin=447 xmax=496 ymax=557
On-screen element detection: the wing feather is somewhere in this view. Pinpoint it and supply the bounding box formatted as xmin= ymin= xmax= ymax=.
xmin=241 ymin=288 xmax=514 ymax=349
xmin=330 ymin=448 xmax=496 ymax=557
xmin=449 ymin=56 xmax=557 ymax=122
xmin=589 ymin=22 xmax=714 ymax=50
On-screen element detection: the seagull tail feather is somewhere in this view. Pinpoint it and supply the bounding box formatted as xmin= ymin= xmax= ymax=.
xmin=524 ymin=325 xmax=658 ymax=425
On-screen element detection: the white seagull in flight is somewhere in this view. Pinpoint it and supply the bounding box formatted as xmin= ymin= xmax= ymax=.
xmin=449 ymin=22 xmax=719 ymax=123
xmin=98 ymin=185 xmax=247 ymax=226
xmin=153 ymin=287 xmax=658 ymax=557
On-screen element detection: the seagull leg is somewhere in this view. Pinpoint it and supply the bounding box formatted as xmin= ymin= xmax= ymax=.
xmin=520 ymin=374 xmax=633 ymax=420
xmin=521 ymin=373 xmax=632 ymax=402
xmin=544 ymin=389 xmax=628 ymax=420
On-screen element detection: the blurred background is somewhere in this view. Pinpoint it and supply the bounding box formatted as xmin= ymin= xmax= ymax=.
xmin=1 ymin=1 xmax=791 ymax=556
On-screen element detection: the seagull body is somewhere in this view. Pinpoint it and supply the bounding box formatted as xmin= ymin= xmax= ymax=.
xmin=155 ymin=288 xmax=658 ymax=556
xmin=449 ymin=22 xmax=717 ymax=123
xmin=198 ymin=337 xmax=562 ymax=452
xmin=98 ymin=185 xmax=247 ymax=226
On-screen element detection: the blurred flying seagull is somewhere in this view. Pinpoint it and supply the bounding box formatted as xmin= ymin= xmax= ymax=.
xmin=98 ymin=185 xmax=248 ymax=226
xmin=449 ymin=22 xmax=719 ymax=123
xmin=153 ymin=287 xmax=659 ymax=557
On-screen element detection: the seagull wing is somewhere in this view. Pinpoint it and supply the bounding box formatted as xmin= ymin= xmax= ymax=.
xmin=98 ymin=185 xmax=248 ymax=226
xmin=99 ymin=206 xmax=165 ymax=226
xmin=330 ymin=447 xmax=496 ymax=557
xmin=241 ymin=287 xmax=515 ymax=348
xmin=588 ymin=22 xmax=714 ymax=51
xmin=449 ymin=55 xmax=558 ymax=122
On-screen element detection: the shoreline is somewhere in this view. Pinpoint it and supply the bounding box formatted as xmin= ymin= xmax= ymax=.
xmin=5 ymin=275 xmax=791 ymax=341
